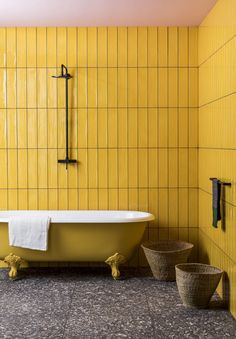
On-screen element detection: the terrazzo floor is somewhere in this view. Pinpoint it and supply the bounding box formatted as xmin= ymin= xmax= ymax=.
xmin=0 ymin=267 xmax=235 ymax=339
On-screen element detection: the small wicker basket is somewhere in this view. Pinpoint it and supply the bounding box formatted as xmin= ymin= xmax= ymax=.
xmin=141 ymin=240 xmax=194 ymax=281
xmin=175 ymin=263 xmax=223 ymax=308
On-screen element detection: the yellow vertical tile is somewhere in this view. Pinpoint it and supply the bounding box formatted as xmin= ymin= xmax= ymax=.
xmin=168 ymin=108 xmax=178 ymax=147
xmin=179 ymin=189 xmax=188 ymax=228
xmin=118 ymin=108 xmax=127 ymax=148
xmin=0 ymin=69 xmax=6 ymax=108
xmin=58 ymin=108 xmax=65 ymax=149
xmin=189 ymin=68 xmax=198 ymax=107
xmin=38 ymin=109 xmax=47 ymax=148
xmin=0 ymin=109 xmax=6 ymax=148
xmin=138 ymin=149 xmax=148 ymax=187
xmin=118 ymin=68 xmax=127 ymax=107
xmin=78 ymin=28 xmax=87 ymax=67
xmin=98 ymin=27 xmax=107 ymax=67
xmin=158 ymin=68 xmax=167 ymax=106
xmin=148 ymin=27 xmax=157 ymax=67
xmin=108 ymin=149 xmax=118 ymax=188
xmin=158 ymin=27 xmax=167 ymax=67
xmin=8 ymin=190 xmax=18 ymax=210
xmin=179 ymin=228 xmax=189 ymax=242
xmin=128 ymin=149 xmax=138 ymax=188
xmin=27 ymin=109 xmax=37 ymax=148
xmin=0 ymin=28 xmax=6 ymax=67
xmin=158 ymin=189 xmax=168 ymax=227
xmin=37 ymin=27 xmax=46 ymax=67
xmin=189 ymin=27 xmax=198 ymax=67
xmin=169 ymin=189 xmax=178 ymax=227
xmin=138 ymin=68 xmax=147 ymax=107
xmin=37 ymin=69 xmax=47 ymax=108
xmin=68 ymin=189 xmax=78 ymax=210
xmin=98 ymin=68 xmax=107 ymax=107
xmin=38 ymin=149 xmax=48 ymax=188
xmin=108 ymin=27 xmax=117 ymax=67
xmin=179 ymin=68 xmax=188 ymax=107
xmin=179 ymin=149 xmax=188 ymax=187
xmin=68 ymin=27 xmax=77 ymax=67
xmin=168 ymin=149 xmax=178 ymax=187
xmin=57 ymin=27 xmax=67 ymax=66
xmin=168 ymin=68 xmax=178 ymax=107
xmin=18 ymin=190 xmax=28 ymax=210
xmin=129 ymin=188 xmax=138 ymax=210
xmin=88 ymin=108 xmax=97 ymax=147
xmin=99 ymin=188 xmax=108 ymax=209
xmin=8 ymin=149 xmax=17 ymax=188
xmin=178 ymin=27 xmax=188 ymax=67
xmin=158 ymin=108 xmax=168 ymax=147
xmin=189 ymin=108 xmax=198 ymax=147
xmin=47 ymin=149 xmax=57 ymax=188
xmin=139 ymin=188 xmax=148 ymax=211
xmin=78 ymin=68 xmax=87 ymax=108
xmin=27 ymin=28 xmax=36 ymax=67
xmin=128 ymin=108 xmax=138 ymax=147
xmin=69 ymin=109 xmax=78 ymax=149
xmin=58 ymin=189 xmax=68 ymax=209
xmin=189 ymin=189 xmax=198 ymax=228
xmin=108 ymin=109 xmax=117 ymax=147
xmin=7 ymin=109 xmax=17 ymax=148
xmin=98 ymin=108 xmax=107 ymax=147
xmin=168 ymin=27 xmax=178 ymax=67
xmin=88 ymin=149 xmax=97 ymax=188
xmin=138 ymin=108 xmax=148 ymax=147
xmin=47 ymin=109 xmax=57 ymax=148
xmin=27 ymin=69 xmax=36 ymax=108
xmin=148 ymin=189 xmax=158 ymax=226
xmin=78 ymin=150 xmax=88 ymax=188
xmin=149 ymin=149 xmax=158 ymax=187
xmin=128 ymin=27 xmax=137 ymax=67
xmin=28 ymin=190 xmax=37 ymax=209
xmin=148 ymin=68 xmax=157 ymax=107
xmin=108 ymin=189 xmax=118 ymax=210
xmin=118 ymin=189 xmax=128 ymax=210
xmin=0 ymin=150 xmax=7 ymax=188
xmin=58 ymin=150 xmax=68 ymax=188
xmin=28 ymin=149 xmax=38 ymax=188
xmin=98 ymin=149 xmax=108 ymax=188
xmin=17 ymin=69 xmax=26 ymax=108
xmin=38 ymin=189 xmax=48 ymax=209
xmin=108 ymin=68 xmax=117 ymax=107
xmin=16 ymin=28 xmax=26 ymax=67
xmin=87 ymin=68 xmax=97 ymax=107
xmin=47 ymin=68 xmax=57 ymax=108
xmin=118 ymin=27 xmax=127 ymax=67
xmin=0 ymin=190 xmax=7 ymax=210
xmin=88 ymin=189 xmax=98 ymax=209
xmin=18 ymin=149 xmax=28 ymax=188
xmin=78 ymin=109 xmax=87 ymax=148
xmin=78 ymin=189 xmax=88 ymax=209
xmin=128 ymin=68 xmax=137 ymax=107
xmin=88 ymin=27 xmax=97 ymax=67
xmin=48 ymin=189 xmax=58 ymax=210
xmin=118 ymin=149 xmax=128 ymax=188
xmin=179 ymin=108 xmax=188 ymax=147
xmin=7 ymin=69 xmax=16 ymax=108
xmin=158 ymin=149 xmax=168 ymax=187
xmin=6 ymin=28 xmax=16 ymax=67
xmin=47 ymin=27 xmax=57 ymax=67
xmin=189 ymin=149 xmax=198 ymax=187
xmin=138 ymin=27 xmax=147 ymax=66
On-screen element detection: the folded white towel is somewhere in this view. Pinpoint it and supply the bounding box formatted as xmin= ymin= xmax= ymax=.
xmin=9 ymin=216 xmax=51 ymax=251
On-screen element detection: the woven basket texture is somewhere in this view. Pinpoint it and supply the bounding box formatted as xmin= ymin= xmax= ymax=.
xmin=141 ymin=240 xmax=194 ymax=281
xmin=175 ymin=263 xmax=223 ymax=308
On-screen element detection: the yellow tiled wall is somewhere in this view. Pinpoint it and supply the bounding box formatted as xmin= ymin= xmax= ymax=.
xmin=199 ymin=0 xmax=236 ymax=317
xmin=0 ymin=27 xmax=198 ymax=263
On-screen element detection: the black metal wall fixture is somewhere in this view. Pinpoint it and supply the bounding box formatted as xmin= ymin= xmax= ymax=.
xmin=52 ymin=64 xmax=77 ymax=169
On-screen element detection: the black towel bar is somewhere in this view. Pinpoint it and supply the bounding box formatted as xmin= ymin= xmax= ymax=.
xmin=209 ymin=178 xmax=231 ymax=186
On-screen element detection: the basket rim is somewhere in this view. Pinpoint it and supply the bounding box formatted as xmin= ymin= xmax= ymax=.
xmin=141 ymin=240 xmax=194 ymax=254
xmin=175 ymin=262 xmax=223 ymax=275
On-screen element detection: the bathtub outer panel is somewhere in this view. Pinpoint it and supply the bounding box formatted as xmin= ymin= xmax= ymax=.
xmin=0 ymin=222 xmax=147 ymax=262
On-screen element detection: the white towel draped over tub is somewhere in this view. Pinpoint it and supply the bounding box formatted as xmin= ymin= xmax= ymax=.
xmin=8 ymin=217 xmax=51 ymax=251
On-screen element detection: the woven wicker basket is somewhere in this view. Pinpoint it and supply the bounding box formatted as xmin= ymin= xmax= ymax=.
xmin=141 ymin=240 xmax=194 ymax=281
xmin=175 ymin=263 xmax=223 ymax=308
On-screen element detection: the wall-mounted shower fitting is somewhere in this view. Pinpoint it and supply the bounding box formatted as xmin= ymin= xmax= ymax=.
xmin=52 ymin=64 xmax=77 ymax=169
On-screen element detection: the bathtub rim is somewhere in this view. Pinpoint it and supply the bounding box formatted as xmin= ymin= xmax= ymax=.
xmin=0 ymin=210 xmax=155 ymax=223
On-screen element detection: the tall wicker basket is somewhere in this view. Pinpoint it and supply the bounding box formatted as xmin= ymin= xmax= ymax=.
xmin=141 ymin=240 xmax=194 ymax=281
xmin=175 ymin=263 xmax=223 ymax=308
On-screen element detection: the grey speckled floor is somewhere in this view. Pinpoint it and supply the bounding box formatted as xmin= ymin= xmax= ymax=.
xmin=0 ymin=267 xmax=235 ymax=339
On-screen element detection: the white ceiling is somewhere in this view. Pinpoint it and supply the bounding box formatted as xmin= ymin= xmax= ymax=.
xmin=0 ymin=0 xmax=217 ymax=26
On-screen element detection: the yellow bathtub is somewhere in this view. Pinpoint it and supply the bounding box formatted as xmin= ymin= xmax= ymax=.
xmin=0 ymin=210 xmax=154 ymax=279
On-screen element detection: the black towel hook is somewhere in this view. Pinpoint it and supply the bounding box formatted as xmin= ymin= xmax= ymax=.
xmin=209 ymin=178 xmax=231 ymax=186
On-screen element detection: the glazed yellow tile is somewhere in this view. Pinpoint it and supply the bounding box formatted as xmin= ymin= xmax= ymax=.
xmin=138 ymin=68 xmax=147 ymax=107
xmin=88 ymin=67 xmax=97 ymax=107
xmin=68 ymin=189 xmax=78 ymax=210
xmin=18 ymin=189 xmax=28 ymax=210
xmin=98 ymin=27 xmax=107 ymax=67
xmin=158 ymin=108 xmax=168 ymax=147
xmin=7 ymin=149 xmax=17 ymax=188
xmin=7 ymin=109 xmax=17 ymax=148
xmin=108 ymin=108 xmax=117 ymax=147
xmin=178 ymin=149 xmax=188 ymax=187
xmin=87 ymin=108 xmax=97 ymax=147
xmin=0 ymin=150 xmax=7 ymax=188
xmin=27 ymin=28 xmax=36 ymax=67
xmin=17 ymin=68 xmax=26 ymax=108
xmin=97 ymin=108 xmax=107 ymax=147
xmin=77 ymin=108 xmax=87 ymax=148
xmin=77 ymin=28 xmax=87 ymax=67
xmin=88 ymin=149 xmax=98 ymax=188
xmin=189 ymin=28 xmax=198 ymax=67
xmin=47 ymin=149 xmax=57 ymax=188
xmin=8 ymin=189 xmax=18 ymax=210
xmin=118 ymin=27 xmax=127 ymax=67
xmin=178 ymin=189 xmax=188 ymax=227
xmin=118 ymin=189 xmax=128 ymax=210
xmin=158 ymin=68 xmax=167 ymax=106
xmin=179 ymin=68 xmax=188 ymax=107
xmin=37 ymin=68 xmax=47 ymax=108
xmin=38 ymin=149 xmax=48 ymax=188
xmin=27 ymin=69 xmax=36 ymax=108
xmin=98 ymin=68 xmax=107 ymax=107
xmin=6 ymin=28 xmax=16 ymax=67
xmin=78 ymin=189 xmax=88 ymax=210
xmin=16 ymin=28 xmax=26 ymax=67
xmin=38 ymin=109 xmax=47 ymax=148
xmin=168 ymin=27 xmax=178 ymax=67
xmin=108 ymin=149 xmax=118 ymax=188
xmin=117 ymin=68 xmax=127 ymax=107
xmin=47 ymin=28 xmax=57 ymax=67
xmin=147 ymin=27 xmax=157 ymax=67
xmin=118 ymin=149 xmax=128 ymax=188
xmin=67 ymin=27 xmax=77 ymax=67
xmin=69 ymin=109 xmax=78 ymax=148
xmin=138 ymin=108 xmax=148 ymax=147
xmin=148 ymin=149 xmax=158 ymax=187
xmin=138 ymin=149 xmax=148 ymax=187
xmin=89 ymin=188 xmax=98 ymax=209
xmin=107 ymin=27 xmax=117 ymax=67
xmin=0 ymin=28 xmax=6 ymax=67
xmin=137 ymin=27 xmax=147 ymax=67
xmin=148 ymin=68 xmax=157 ymax=107
xmin=158 ymin=189 xmax=168 ymax=227
xmin=98 ymin=149 xmax=108 ymax=188
xmin=168 ymin=149 xmax=178 ymax=187
xmin=108 ymin=188 xmax=118 ymax=210
xmin=87 ymin=27 xmax=97 ymax=67
xmin=168 ymin=108 xmax=178 ymax=147
xmin=28 ymin=149 xmax=38 ymax=188
xmin=158 ymin=27 xmax=167 ymax=67
xmin=178 ymin=27 xmax=188 ymax=67
xmin=36 ymin=27 xmax=47 ymax=67
xmin=57 ymin=27 xmax=67 ymax=66
xmin=148 ymin=189 xmax=158 ymax=225
xmin=128 ymin=108 xmax=138 ymax=147
xmin=58 ymin=189 xmax=68 ymax=209
xmin=118 ymin=108 xmax=127 ymax=147
xmin=38 ymin=189 xmax=48 ymax=210
xmin=18 ymin=149 xmax=27 ymax=188
xmin=98 ymin=189 xmax=108 ymax=209
xmin=58 ymin=108 xmax=65 ymax=148
xmin=148 ymin=108 xmax=157 ymax=147
xmin=7 ymin=69 xmax=16 ymax=108
xmin=128 ymin=27 xmax=137 ymax=67
xmin=0 ymin=69 xmax=6 ymax=108
xmin=168 ymin=68 xmax=178 ymax=107
xmin=48 ymin=189 xmax=58 ymax=210
xmin=178 ymin=108 xmax=188 ymax=147
xmin=0 ymin=109 xmax=6 ymax=148
xmin=128 ymin=149 xmax=138 ymax=188
xmin=78 ymin=68 xmax=87 ymax=108
xmin=128 ymin=188 xmax=138 ymax=211
xmin=107 ymin=68 xmax=117 ymax=107
xmin=168 ymin=189 xmax=178 ymax=227
xmin=158 ymin=149 xmax=168 ymax=187
xmin=128 ymin=68 xmax=137 ymax=107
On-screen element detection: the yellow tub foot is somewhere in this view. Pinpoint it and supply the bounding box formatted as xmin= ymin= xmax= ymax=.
xmin=0 ymin=253 xmax=28 ymax=279
xmin=105 ymin=253 xmax=126 ymax=280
